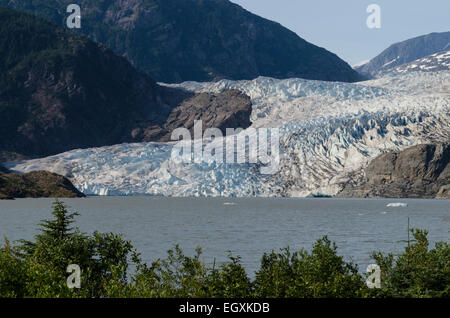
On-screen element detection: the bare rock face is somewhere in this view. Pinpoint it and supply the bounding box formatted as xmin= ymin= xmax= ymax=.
xmin=137 ymin=89 xmax=252 ymax=142
xmin=337 ymin=143 xmax=450 ymax=199
xmin=0 ymin=169 xmax=85 ymax=200
xmin=436 ymin=185 xmax=450 ymax=199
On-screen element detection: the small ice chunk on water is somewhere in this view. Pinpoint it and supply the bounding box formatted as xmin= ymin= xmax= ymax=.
xmin=386 ymin=203 xmax=408 ymax=207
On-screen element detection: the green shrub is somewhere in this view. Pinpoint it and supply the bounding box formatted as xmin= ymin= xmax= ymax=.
xmin=0 ymin=238 xmax=26 ymax=297
xmin=130 ymin=246 xmax=253 ymax=298
xmin=131 ymin=245 xmax=211 ymax=298
xmin=254 ymin=237 xmax=367 ymax=298
xmin=206 ymin=254 xmax=253 ymax=298
xmin=371 ymin=229 xmax=450 ymax=298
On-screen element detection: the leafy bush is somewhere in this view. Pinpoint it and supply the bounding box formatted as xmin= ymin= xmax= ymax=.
xmin=0 ymin=238 xmax=26 ymax=297
xmin=131 ymin=245 xmax=212 ymax=298
xmin=253 ymin=238 xmax=367 ymax=298
xmin=131 ymin=248 xmax=252 ymax=298
xmin=371 ymin=229 xmax=450 ymax=298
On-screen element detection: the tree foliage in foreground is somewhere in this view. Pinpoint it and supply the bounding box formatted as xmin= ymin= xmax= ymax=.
xmin=0 ymin=200 xmax=448 ymax=298
xmin=1 ymin=200 xmax=132 ymax=297
xmin=371 ymin=229 xmax=450 ymax=298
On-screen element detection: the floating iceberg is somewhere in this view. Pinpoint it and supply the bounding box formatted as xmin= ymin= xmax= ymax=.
xmin=386 ymin=203 xmax=408 ymax=208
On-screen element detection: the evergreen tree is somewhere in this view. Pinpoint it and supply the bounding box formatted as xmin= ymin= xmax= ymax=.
xmin=39 ymin=200 xmax=79 ymax=240
xmin=19 ymin=200 xmax=79 ymax=256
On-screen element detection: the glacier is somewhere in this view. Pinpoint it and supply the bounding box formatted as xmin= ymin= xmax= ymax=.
xmin=6 ymin=71 xmax=450 ymax=197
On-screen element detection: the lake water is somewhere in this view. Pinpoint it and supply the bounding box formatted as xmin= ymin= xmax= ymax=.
xmin=0 ymin=197 xmax=449 ymax=275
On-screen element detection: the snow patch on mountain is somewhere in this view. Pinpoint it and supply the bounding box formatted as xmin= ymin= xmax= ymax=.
xmin=391 ymin=51 xmax=450 ymax=73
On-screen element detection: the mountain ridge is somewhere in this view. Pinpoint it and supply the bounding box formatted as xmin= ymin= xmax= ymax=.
xmin=0 ymin=7 xmax=252 ymax=158
xmin=356 ymin=31 xmax=450 ymax=77
xmin=0 ymin=0 xmax=363 ymax=83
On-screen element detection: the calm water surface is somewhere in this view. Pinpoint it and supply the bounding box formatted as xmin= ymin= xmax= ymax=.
xmin=0 ymin=197 xmax=449 ymax=274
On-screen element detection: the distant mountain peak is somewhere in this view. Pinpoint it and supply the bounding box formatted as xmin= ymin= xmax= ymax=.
xmin=356 ymin=31 xmax=450 ymax=77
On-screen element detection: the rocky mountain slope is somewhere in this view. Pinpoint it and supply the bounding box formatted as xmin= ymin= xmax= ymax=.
xmin=383 ymin=51 xmax=450 ymax=75
xmin=0 ymin=7 xmax=252 ymax=158
xmin=356 ymin=31 xmax=450 ymax=77
xmin=134 ymin=89 xmax=252 ymax=142
xmin=1 ymin=0 xmax=362 ymax=83
xmin=337 ymin=144 xmax=449 ymax=199
xmin=0 ymin=167 xmax=85 ymax=199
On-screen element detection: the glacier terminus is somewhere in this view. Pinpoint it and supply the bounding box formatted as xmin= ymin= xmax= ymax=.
xmin=7 ymin=71 xmax=450 ymax=197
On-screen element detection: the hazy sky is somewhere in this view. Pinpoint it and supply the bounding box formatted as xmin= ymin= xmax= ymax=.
xmin=230 ymin=0 xmax=450 ymax=66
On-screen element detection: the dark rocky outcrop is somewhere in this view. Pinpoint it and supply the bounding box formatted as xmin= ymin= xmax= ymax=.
xmin=0 ymin=7 xmax=252 ymax=159
xmin=140 ymin=89 xmax=252 ymax=141
xmin=337 ymin=143 xmax=450 ymax=199
xmin=0 ymin=168 xmax=85 ymax=199
xmin=1 ymin=0 xmax=363 ymax=83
